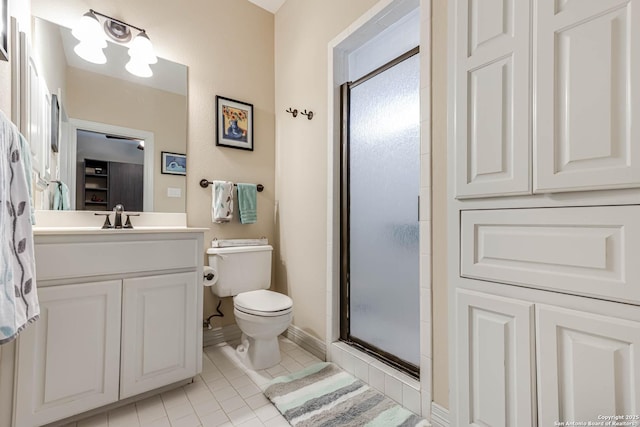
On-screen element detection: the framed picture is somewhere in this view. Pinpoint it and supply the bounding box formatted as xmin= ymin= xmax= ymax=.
xmin=51 ymin=94 xmax=60 ymax=152
xmin=161 ymin=151 xmax=186 ymax=176
xmin=216 ymin=95 xmax=253 ymax=151
xmin=0 ymin=0 xmax=8 ymax=61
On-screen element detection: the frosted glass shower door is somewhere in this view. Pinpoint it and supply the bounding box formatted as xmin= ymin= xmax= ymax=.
xmin=345 ymin=51 xmax=420 ymax=368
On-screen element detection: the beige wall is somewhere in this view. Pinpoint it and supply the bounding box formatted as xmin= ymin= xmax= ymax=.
xmin=32 ymin=17 xmax=67 ymax=108
xmin=32 ymin=0 xmax=275 ymax=326
xmin=273 ymin=0 xmax=379 ymax=342
xmin=0 ymin=1 xmax=31 ymax=119
xmin=431 ymin=0 xmax=448 ymax=409
xmin=65 ymin=67 xmax=187 ymax=213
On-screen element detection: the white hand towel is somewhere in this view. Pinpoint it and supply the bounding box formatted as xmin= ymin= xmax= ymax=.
xmin=212 ymin=181 xmax=234 ymax=223
xmin=0 ymin=110 xmax=39 ymax=345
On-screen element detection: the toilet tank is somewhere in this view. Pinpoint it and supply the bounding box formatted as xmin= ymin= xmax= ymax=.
xmin=206 ymin=245 xmax=273 ymax=297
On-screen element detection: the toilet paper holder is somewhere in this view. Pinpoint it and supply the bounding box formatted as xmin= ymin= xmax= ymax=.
xmin=204 ymin=272 xmax=215 ymax=281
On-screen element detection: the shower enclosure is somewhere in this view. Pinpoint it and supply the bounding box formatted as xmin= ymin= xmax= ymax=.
xmin=340 ymin=48 xmax=421 ymax=374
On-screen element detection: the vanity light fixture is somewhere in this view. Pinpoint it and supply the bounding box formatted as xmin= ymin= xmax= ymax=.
xmin=71 ymin=11 xmax=107 ymax=64
xmin=73 ymin=39 xmax=107 ymax=65
xmin=72 ymin=9 xmax=157 ymax=78
xmin=125 ymin=56 xmax=153 ymax=78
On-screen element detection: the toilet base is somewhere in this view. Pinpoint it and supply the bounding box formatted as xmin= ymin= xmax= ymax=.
xmin=236 ymin=333 xmax=282 ymax=370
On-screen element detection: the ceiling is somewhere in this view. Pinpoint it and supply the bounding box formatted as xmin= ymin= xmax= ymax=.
xmin=248 ymin=0 xmax=286 ymax=13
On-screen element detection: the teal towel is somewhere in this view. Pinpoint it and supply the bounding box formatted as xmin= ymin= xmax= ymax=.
xmin=237 ymin=183 xmax=257 ymax=224
xmin=52 ymin=181 xmax=70 ymax=210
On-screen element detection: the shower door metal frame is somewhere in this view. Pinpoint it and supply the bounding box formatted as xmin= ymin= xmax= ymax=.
xmin=339 ymin=47 xmax=420 ymax=378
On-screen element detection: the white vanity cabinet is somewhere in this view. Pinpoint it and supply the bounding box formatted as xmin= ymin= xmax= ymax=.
xmin=453 ymin=0 xmax=640 ymax=199
xmin=12 ymin=229 xmax=204 ymax=427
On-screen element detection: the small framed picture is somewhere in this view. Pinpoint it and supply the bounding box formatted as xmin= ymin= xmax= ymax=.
xmin=0 ymin=0 xmax=8 ymax=61
xmin=216 ymin=95 xmax=253 ymax=151
xmin=161 ymin=151 xmax=186 ymax=176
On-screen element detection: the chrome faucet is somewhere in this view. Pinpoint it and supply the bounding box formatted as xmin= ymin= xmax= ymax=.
xmin=95 ymin=204 xmax=139 ymax=229
xmin=113 ymin=204 xmax=124 ymax=229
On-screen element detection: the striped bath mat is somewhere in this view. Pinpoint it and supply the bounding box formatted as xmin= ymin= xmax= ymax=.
xmin=263 ymin=362 xmax=427 ymax=426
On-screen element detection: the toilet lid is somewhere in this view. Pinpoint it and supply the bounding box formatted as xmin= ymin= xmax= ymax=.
xmin=234 ymin=290 xmax=293 ymax=316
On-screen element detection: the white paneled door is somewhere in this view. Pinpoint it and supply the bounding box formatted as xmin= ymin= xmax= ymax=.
xmin=454 ymin=0 xmax=531 ymax=198
xmin=14 ymin=281 xmax=122 ymax=427
xmin=456 ymin=290 xmax=536 ymax=427
xmin=120 ymin=272 xmax=198 ymax=399
xmin=536 ymin=304 xmax=640 ymax=426
xmin=535 ymin=0 xmax=640 ymax=192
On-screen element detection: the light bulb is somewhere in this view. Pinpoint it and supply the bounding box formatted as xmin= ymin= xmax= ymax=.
xmin=74 ymin=41 xmax=107 ymax=64
xmin=125 ymin=57 xmax=153 ymax=78
xmin=128 ymin=32 xmax=157 ymax=64
xmin=72 ymin=11 xmax=106 ymax=47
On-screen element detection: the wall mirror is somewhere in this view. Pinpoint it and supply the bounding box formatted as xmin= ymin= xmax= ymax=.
xmin=31 ymin=16 xmax=187 ymax=213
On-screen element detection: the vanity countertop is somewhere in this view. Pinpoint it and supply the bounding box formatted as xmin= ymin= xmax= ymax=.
xmin=32 ymin=211 xmax=205 ymax=234
xmin=33 ymin=226 xmax=208 ymax=236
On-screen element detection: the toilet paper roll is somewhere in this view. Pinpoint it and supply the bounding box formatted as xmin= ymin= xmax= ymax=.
xmin=203 ymin=266 xmax=218 ymax=286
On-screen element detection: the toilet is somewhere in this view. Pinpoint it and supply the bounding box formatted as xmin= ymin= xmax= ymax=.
xmin=206 ymin=244 xmax=293 ymax=370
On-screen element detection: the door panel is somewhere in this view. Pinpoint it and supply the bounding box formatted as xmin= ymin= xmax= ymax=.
xmin=120 ymin=272 xmax=197 ymax=398
xmin=456 ymin=290 xmax=536 ymax=427
xmin=454 ymin=0 xmax=531 ymax=198
xmin=535 ymin=0 xmax=640 ymax=192
xmin=461 ymin=206 xmax=640 ymax=304
xmin=14 ymin=281 xmax=121 ymax=427
xmin=537 ymin=304 xmax=640 ymax=425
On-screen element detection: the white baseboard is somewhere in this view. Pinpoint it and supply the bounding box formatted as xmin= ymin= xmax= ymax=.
xmin=203 ymin=323 xmax=327 ymax=363
xmin=430 ymin=403 xmax=449 ymax=427
xmin=203 ymin=324 xmax=242 ymax=348
xmin=283 ymin=324 xmax=326 ymax=360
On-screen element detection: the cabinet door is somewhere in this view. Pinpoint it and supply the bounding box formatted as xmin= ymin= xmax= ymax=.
xmin=120 ymin=272 xmax=198 ymax=399
xmin=455 ymin=290 xmax=536 ymax=427
xmin=535 ymin=0 xmax=640 ymax=192
xmin=14 ymin=281 xmax=121 ymax=427
xmin=108 ymin=161 xmax=143 ymax=211
xmin=453 ymin=0 xmax=531 ymax=198
xmin=537 ymin=304 xmax=640 ymax=426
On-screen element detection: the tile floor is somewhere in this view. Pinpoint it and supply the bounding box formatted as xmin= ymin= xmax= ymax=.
xmin=62 ymin=337 xmax=323 ymax=427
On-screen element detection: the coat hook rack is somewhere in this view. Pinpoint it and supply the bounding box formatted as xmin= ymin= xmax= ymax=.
xmin=285 ymin=107 xmax=298 ymax=117
xmin=301 ymin=109 xmax=314 ymax=120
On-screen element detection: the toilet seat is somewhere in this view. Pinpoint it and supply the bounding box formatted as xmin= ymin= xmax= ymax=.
xmin=234 ymin=290 xmax=293 ymax=317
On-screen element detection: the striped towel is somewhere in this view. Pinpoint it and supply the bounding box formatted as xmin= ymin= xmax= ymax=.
xmin=264 ymin=362 xmax=427 ymax=427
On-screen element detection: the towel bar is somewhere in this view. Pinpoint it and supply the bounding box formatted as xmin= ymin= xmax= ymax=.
xmin=200 ymin=179 xmax=264 ymax=192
